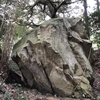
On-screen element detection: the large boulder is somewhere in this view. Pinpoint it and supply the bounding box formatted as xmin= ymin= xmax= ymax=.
xmin=12 ymin=18 xmax=93 ymax=97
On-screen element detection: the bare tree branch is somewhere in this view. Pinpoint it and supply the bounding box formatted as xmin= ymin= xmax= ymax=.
xmin=27 ymin=0 xmax=79 ymax=18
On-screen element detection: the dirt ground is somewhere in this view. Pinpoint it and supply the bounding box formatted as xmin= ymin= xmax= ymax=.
xmin=0 ymin=83 xmax=93 ymax=100
xmin=93 ymin=49 xmax=100 ymax=100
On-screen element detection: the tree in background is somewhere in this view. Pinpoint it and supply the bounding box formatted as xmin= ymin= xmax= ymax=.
xmin=88 ymin=0 xmax=100 ymax=47
xmin=89 ymin=11 xmax=100 ymax=47
xmin=96 ymin=0 xmax=99 ymax=11
xmin=83 ymin=0 xmax=90 ymax=37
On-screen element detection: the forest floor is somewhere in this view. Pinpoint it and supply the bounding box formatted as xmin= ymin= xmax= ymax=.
xmin=0 ymin=49 xmax=100 ymax=100
xmin=93 ymin=48 xmax=100 ymax=100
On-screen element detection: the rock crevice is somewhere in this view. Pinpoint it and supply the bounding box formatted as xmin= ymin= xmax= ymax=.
xmin=12 ymin=18 xmax=93 ymax=97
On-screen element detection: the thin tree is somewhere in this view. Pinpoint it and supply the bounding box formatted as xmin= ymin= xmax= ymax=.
xmin=96 ymin=0 xmax=99 ymax=11
xmin=83 ymin=0 xmax=89 ymax=37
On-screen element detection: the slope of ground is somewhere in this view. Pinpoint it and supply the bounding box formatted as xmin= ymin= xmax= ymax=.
xmin=93 ymin=48 xmax=100 ymax=99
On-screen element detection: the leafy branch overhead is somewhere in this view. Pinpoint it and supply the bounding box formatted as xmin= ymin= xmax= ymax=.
xmin=27 ymin=0 xmax=78 ymax=18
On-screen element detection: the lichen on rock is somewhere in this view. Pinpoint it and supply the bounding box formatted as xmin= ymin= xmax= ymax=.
xmin=12 ymin=17 xmax=93 ymax=97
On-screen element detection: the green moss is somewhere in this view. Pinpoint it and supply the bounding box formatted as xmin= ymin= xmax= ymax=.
xmin=41 ymin=17 xmax=62 ymax=26
xmin=13 ymin=30 xmax=38 ymax=53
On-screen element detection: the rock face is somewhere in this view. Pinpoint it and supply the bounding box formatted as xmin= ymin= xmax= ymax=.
xmin=12 ymin=18 xmax=93 ymax=97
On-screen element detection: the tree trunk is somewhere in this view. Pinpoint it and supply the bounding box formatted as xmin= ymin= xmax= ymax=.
xmin=12 ymin=18 xmax=93 ymax=98
xmin=83 ymin=0 xmax=89 ymax=37
xmin=0 ymin=23 xmax=15 ymax=81
xmin=96 ymin=0 xmax=99 ymax=11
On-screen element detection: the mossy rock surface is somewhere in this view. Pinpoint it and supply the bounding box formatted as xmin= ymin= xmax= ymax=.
xmin=12 ymin=18 xmax=93 ymax=98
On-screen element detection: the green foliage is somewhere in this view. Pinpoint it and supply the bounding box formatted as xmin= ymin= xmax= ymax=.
xmin=91 ymin=34 xmax=100 ymax=47
xmin=89 ymin=10 xmax=100 ymax=30
xmin=15 ymin=24 xmax=25 ymax=40
xmin=2 ymin=86 xmax=27 ymax=100
xmin=16 ymin=86 xmax=27 ymax=100
xmin=16 ymin=93 xmax=26 ymax=100
xmin=97 ymin=95 xmax=100 ymax=100
xmin=89 ymin=11 xmax=100 ymax=47
xmin=3 ymin=92 xmax=11 ymax=100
